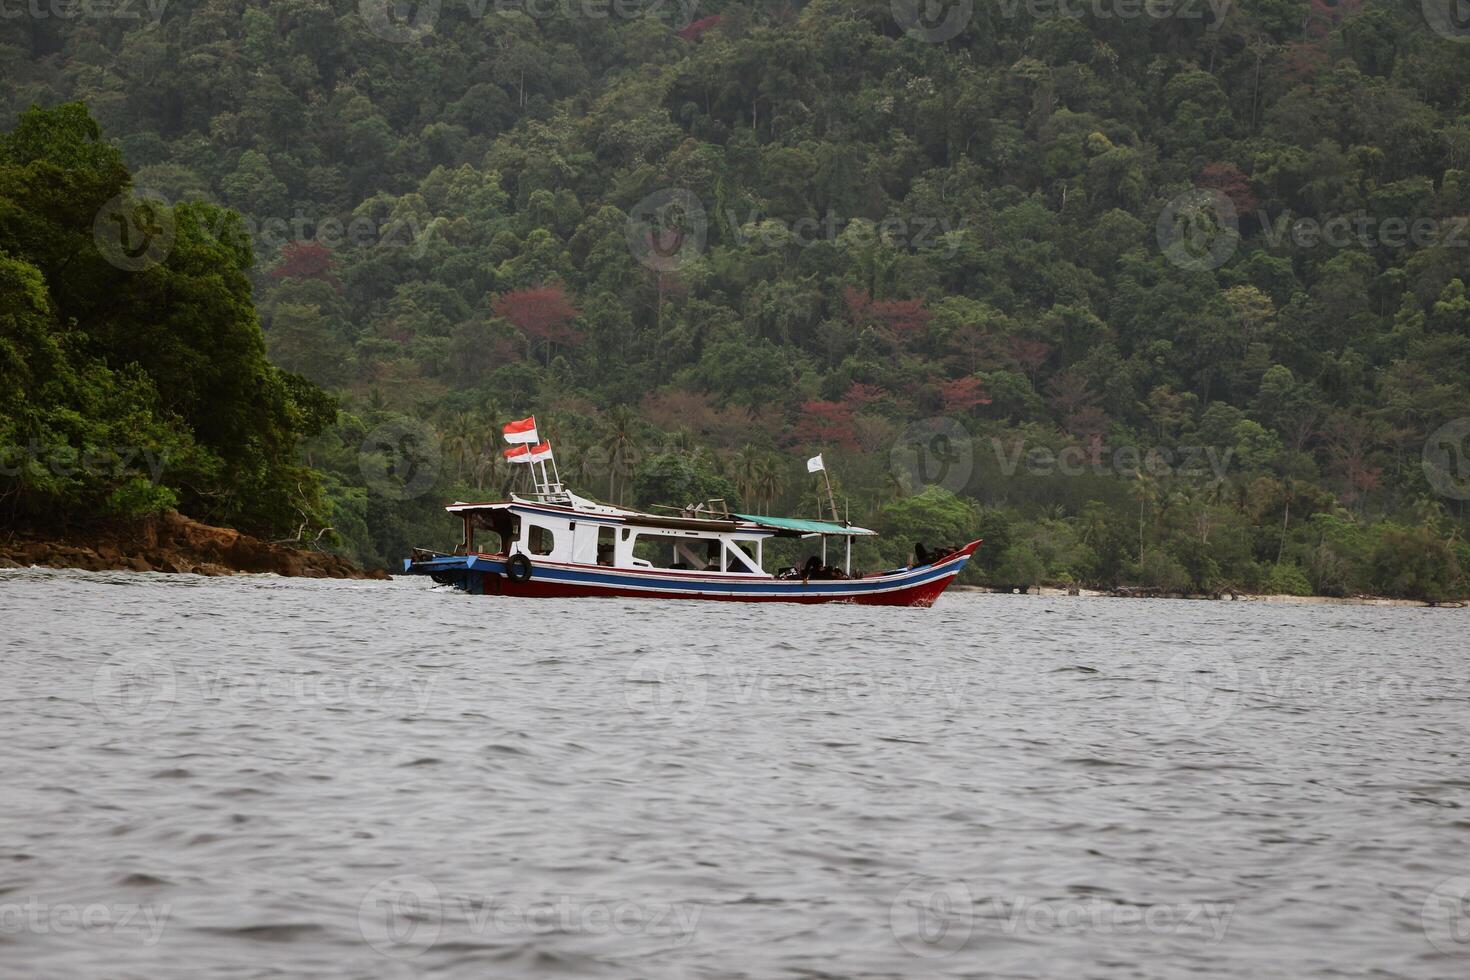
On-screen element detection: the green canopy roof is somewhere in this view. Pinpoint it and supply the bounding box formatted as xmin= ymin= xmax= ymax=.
xmin=735 ymin=514 xmax=877 ymax=536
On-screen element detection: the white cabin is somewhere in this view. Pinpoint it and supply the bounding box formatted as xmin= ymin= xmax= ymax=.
xmin=446 ymin=490 xmax=874 ymax=577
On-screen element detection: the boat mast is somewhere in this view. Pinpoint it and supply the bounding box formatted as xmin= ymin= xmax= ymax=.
xmin=821 ymin=466 xmax=839 ymax=523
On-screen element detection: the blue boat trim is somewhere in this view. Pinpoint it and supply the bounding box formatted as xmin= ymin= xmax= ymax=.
xmin=404 ymin=551 xmax=972 ymax=597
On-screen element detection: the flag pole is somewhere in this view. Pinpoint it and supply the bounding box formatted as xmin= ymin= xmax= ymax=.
xmin=821 ymin=465 xmax=839 ymax=524
xmin=530 ymin=415 xmax=543 ymax=494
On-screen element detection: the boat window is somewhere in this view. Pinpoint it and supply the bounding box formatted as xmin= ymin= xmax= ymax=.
xmin=633 ymin=533 xmax=719 ymax=570
xmin=526 ymin=524 xmax=555 ymax=556
xmin=597 ymin=526 xmax=615 ymax=566
xmin=478 ymin=512 xmax=518 ymax=555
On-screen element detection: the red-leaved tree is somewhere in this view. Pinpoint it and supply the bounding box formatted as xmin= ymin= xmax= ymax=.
xmin=940 ymin=376 xmax=992 ymax=414
xmin=844 ymin=289 xmax=933 ymax=347
xmin=1199 ymin=162 xmax=1259 ymax=216
xmin=678 ymin=14 xmax=723 ymax=41
xmin=793 ymin=400 xmax=859 ymax=451
xmin=268 ymin=241 xmax=338 ymax=284
xmin=492 ymin=284 xmax=583 ymax=364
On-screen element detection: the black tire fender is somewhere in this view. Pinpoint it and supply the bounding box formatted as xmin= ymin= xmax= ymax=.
xmin=506 ymin=554 xmax=533 ymax=582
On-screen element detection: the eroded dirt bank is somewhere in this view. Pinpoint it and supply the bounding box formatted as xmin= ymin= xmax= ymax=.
xmin=0 ymin=511 xmax=389 ymax=580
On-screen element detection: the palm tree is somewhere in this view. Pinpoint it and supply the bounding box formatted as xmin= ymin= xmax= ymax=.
xmin=444 ymin=412 xmax=478 ymax=481
xmin=600 ymin=405 xmax=640 ymax=504
xmin=472 ymin=438 xmax=503 ymax=493
xmin=733 ymin=444 xmax=761 ymax=508
xmin=563 ymin=438 xmax=598 ymax=493
xmin=1132 ymin=470 xmax=1157 ymax=563
xmin=664 ymin=427 xmax=697 ymax=454
xmin=754 ymin=455 xmax=782 ymax=515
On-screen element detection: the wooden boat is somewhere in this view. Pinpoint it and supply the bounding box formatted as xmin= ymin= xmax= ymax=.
xmin=402 ymin=489 xmax=979 ymax=607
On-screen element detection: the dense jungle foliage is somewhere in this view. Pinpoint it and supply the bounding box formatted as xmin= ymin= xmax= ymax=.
xmin=3 ymin=0 xmax=1469 ymax=598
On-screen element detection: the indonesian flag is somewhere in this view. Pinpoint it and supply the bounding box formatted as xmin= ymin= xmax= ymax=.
xmin=502 ymin=417 xmax=538 ymax=444
xmin=504 ymin=441 xmax=553 ymax=464
xmin=807 ymin=454 xmax=825 ymax=473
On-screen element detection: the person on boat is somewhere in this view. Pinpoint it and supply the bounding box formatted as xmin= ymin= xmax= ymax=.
xmin=802 ymin=555 xmax=823 ymax=579
xmin=913 ymin=541 xmax=931 ymax=566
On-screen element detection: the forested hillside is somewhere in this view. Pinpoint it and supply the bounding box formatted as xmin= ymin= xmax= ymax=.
xmin=4 ymin=0 xmax=1470 ymax=597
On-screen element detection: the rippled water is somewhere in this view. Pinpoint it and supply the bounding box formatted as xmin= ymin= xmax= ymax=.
xmin=3 ymin=567 xmax=1469 ymax=978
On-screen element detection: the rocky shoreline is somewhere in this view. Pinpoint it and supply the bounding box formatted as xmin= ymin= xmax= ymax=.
xmin=0 ymin=511 xmax=389 ymax=580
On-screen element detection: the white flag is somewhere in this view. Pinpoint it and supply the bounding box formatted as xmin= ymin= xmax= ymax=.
xmin=807 ymin=454 xmax=825 ymax=473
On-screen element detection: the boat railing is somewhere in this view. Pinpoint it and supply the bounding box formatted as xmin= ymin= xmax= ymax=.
xmin=651 ymin=499 xmax=732 ymax=519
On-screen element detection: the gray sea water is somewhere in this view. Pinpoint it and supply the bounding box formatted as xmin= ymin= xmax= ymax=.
xmin=2 ymin=567 xmax=1468 ymax=979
